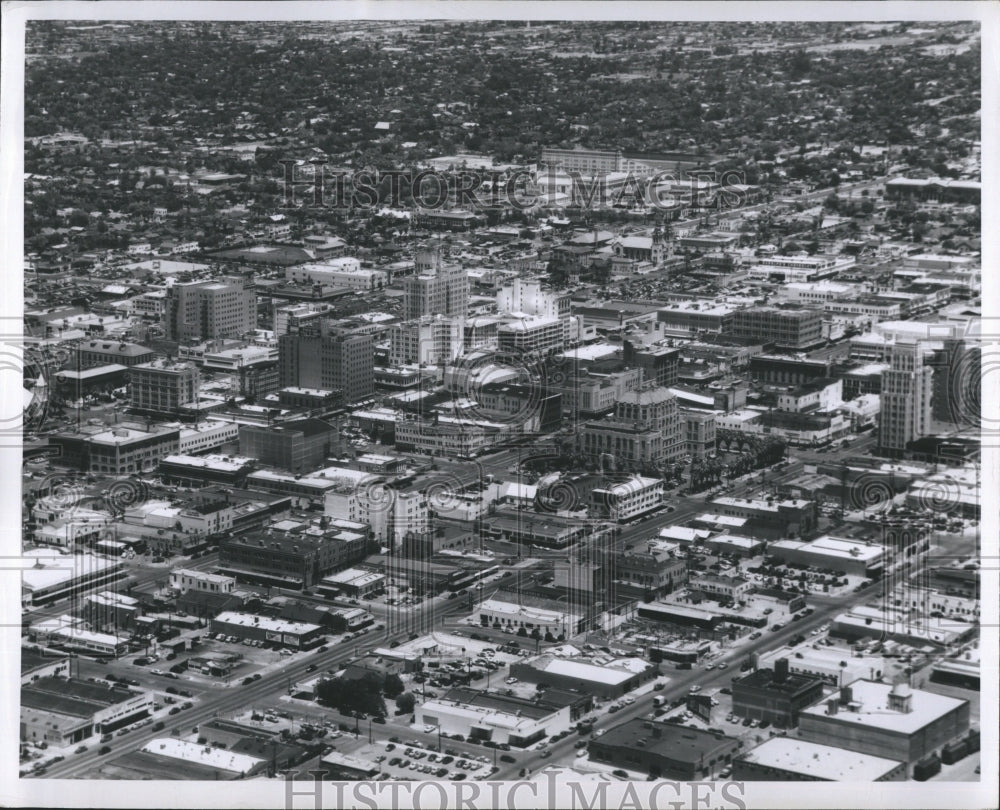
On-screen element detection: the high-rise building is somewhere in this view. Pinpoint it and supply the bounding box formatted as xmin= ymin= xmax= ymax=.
xmin=930 ymin=338 xmax=980 ymax=429
xmin=403 ymin=246 xmax=469 ymax=319
xmin=164 ymin=275 xmax=256 ymax=342
xmin=278 ymin=320 xmax=374 ymax=404
xmin=128 ymin=359 xmax=200 ymax=416
xmin=578 ymin=386 xmax=685 ymax=467
xmin=389 ymin=315 xmax=465 ymax=366
xmin=728 ymin=307 xmax=823 ymax=350
xmin=878 ymin=341 xmax=934 ymax=457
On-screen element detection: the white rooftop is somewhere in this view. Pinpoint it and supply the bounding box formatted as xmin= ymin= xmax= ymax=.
xmin=800 ymin=679 xmax=967 ymax=735
xmin=771 ymin=535 xmax=885 ymax=562
xmin=740 ymin=738 xmax=903 ymax=781
xmin=532 ymin=656 xmax=647 ymax=686
xmin=142 ymin=738 xmax=263 ymax=774
xmin=213 ymin=611 xmax=321 ymax=636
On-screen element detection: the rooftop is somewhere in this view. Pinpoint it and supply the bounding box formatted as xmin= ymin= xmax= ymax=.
xmin=800 ymin=679 xmax=967 ymax=734
xmin=529 ymin=655 xmax=648 ymax=686
xmin=595 ymin=718 xmax=736 ymax=761
xmin=142 ymin=738 xmax=263 ymax=774
xmin=738 ymin=738 xmax=903 ymax=781
xmin=213 ymin=611 xmax=321 ymax=636
xmin=734 ymin=665 xmax=824 ymax=695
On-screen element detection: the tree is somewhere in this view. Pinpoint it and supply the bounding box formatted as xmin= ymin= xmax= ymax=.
xmin=316 ymin=673 xmax=386 ymax=718
xmin=383 ymin=673 xmax=405 ymax=699
xmin=395 ymin=692 xmax=416 ymax=714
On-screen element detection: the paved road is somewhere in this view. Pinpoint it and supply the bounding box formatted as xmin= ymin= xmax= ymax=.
xmin=37 ymin=594 xmax=472 ymax=779
xmin=513 ymin=586 xmax=880 ymax=778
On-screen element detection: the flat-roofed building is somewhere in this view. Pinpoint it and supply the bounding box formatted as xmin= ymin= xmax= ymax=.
xmin=319 ymin=751 xmax=381 ymax=780
xmin=128 ymin=359 xmax=200 ymax=416
xmin=768 ymin=535 xmax=885 ymax=578
xmin=141 ymin=738 xmax=267 ymax=779
xmin=797 ymin=679 xmax=970 ymax=775
xmin=219 ymin=518 xmax=372 ymax=589
xmin=21 ymin=549 xmax=123 ymax=609
xmin=589 ymin=718 xmax=740 ymax=779
xmin=689 ymin=573 xmax=754 ymax=602
xmin=606 ymin=541 xmax=687 ymax=599
xmin=239 ymin=418 xmax=337 ymax=474
xmin=169 ymin=568 xmax=236 ymax=595
xmin=728 ymin=308 xmax=824 ymax=350
xmin=591 ymin=475 xmax=663 ymax=522
xmin=477 ymin=599 xmax=581 ymax=639
xmin=159 ymin=453 xmax=256 ymax=487
xmin=734 ymin=738 xmax=906 ymax=782
xmin=709 ymin=496 xmax=818 ymax=539
xmin=732 ymin=658 xmax=825 ymax=728
xmin=317 ymin=568 xmax=386 ymax=599
xmin=210 ymin=611 xmax=324 ymax=649
xmin=20 ymin=648 xmax=71 ymax=685
xmin=164 ymin=275 xmax=256 ymax=342
xmin=21 ymin=677 xmax=154 ymax=744
xmin=756 ymin=645 xmax=885 ymax=687
xmin=415 ymin=688 xmax=573 ymax=748
xmin=509 ymin=654 xmax=655 ymax=700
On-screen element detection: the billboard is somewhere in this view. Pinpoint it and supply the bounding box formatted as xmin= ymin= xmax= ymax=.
xmin=687 ymin=693 xmax=713 ymax=722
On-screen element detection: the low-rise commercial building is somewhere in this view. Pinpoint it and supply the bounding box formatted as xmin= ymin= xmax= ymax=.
xmin=591 ymin=475 xmax=663 ymax=522
xmin=169 ymin=568 xmax=237 ymax=595
xmin=159 ymin=454 xmax=256 ymax=487
xmin=797 ymin=679 xmax=970 ymax=775
xmin=734 ymin=738 xmax=906 ymax=782
xmin=21 ymin=677 xmax=154 ymax=744
xmin=477 ymin=599 xmax=581 ymax=638
xmin=21 ymin=550 xmax=123 ymax=609
xmin=210 ymin=611 xmax=324 ymax=649
xmin=509 ymin=654 xmax=655 ymax=700
xmin=415 ymin=689 xmax=574 ymax=748
xmin=219 ymin=518 xmax=372 ymax=590
xmin=768 ymin=535 xmax=886 ymax=578
xmin=589 ymin=719 xmax=740 ymax=779
xmin=316 ymin=568 xmax=385 ymax=599
xmin=731 ymin=658 xmax=826 ymax=728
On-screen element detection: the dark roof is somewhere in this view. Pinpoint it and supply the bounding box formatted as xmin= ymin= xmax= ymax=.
xmin=30 ymin=676 xmax=134 ymax=706
xmin=443 ymin=687 xmax=557 ymax=720
xmin=734 ymin=667 xmax=823 ymax=695
xmin=21 ymin=647 xmax=69 ymax=674
xmin=21 ymin=690 xmax=103 ymax=718
xmin=593 ymin=718 xmax=737 ymax=762
xmin=257 ymin=418 xmax=334 ymax=437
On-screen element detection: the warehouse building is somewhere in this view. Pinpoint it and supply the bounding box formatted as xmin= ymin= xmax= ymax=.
xmin=768 ymin=535 xmax=886 ymax=578
xmin=589 ymin=719 xmax=740 ymax=780
xmin=415 ymin=689 xmax=574 ymax=748
xmin=509 ymin=654 xmax=655 ymax=700
xmin=731 ymin=658 xmax=826 ymax=728
xmin=797 ymin=679 xmax=970 ymax=776
xmin=733 ymin=738 xmax=906 ymax=782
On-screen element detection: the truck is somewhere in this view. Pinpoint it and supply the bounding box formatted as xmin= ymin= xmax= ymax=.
xmin=941 ymin=739 xmax=969 ymax=765
xmin=652 ymin=696 xmax=666 ymax=708
xmin=912 ymin=753 xmax=941 ymax=782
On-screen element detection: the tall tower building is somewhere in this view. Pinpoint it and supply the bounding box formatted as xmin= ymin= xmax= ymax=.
xmin=278 ymin=320 xmax=374 ymax=404
xmin=403 ymin=245 xmax=469 ymax=320
xmin=164 ymin=275 xmax=256 ymax=342
xmin=878 ymin=341 xmax=934 ymax=457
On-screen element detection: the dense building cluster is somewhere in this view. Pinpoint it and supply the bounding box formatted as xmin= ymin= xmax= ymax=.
xmin=17 ymin=18 xmax=982 ymax=791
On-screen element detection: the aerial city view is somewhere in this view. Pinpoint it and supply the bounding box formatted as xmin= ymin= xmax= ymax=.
xmin=15 ymin=18 xmax=985 ymax=794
